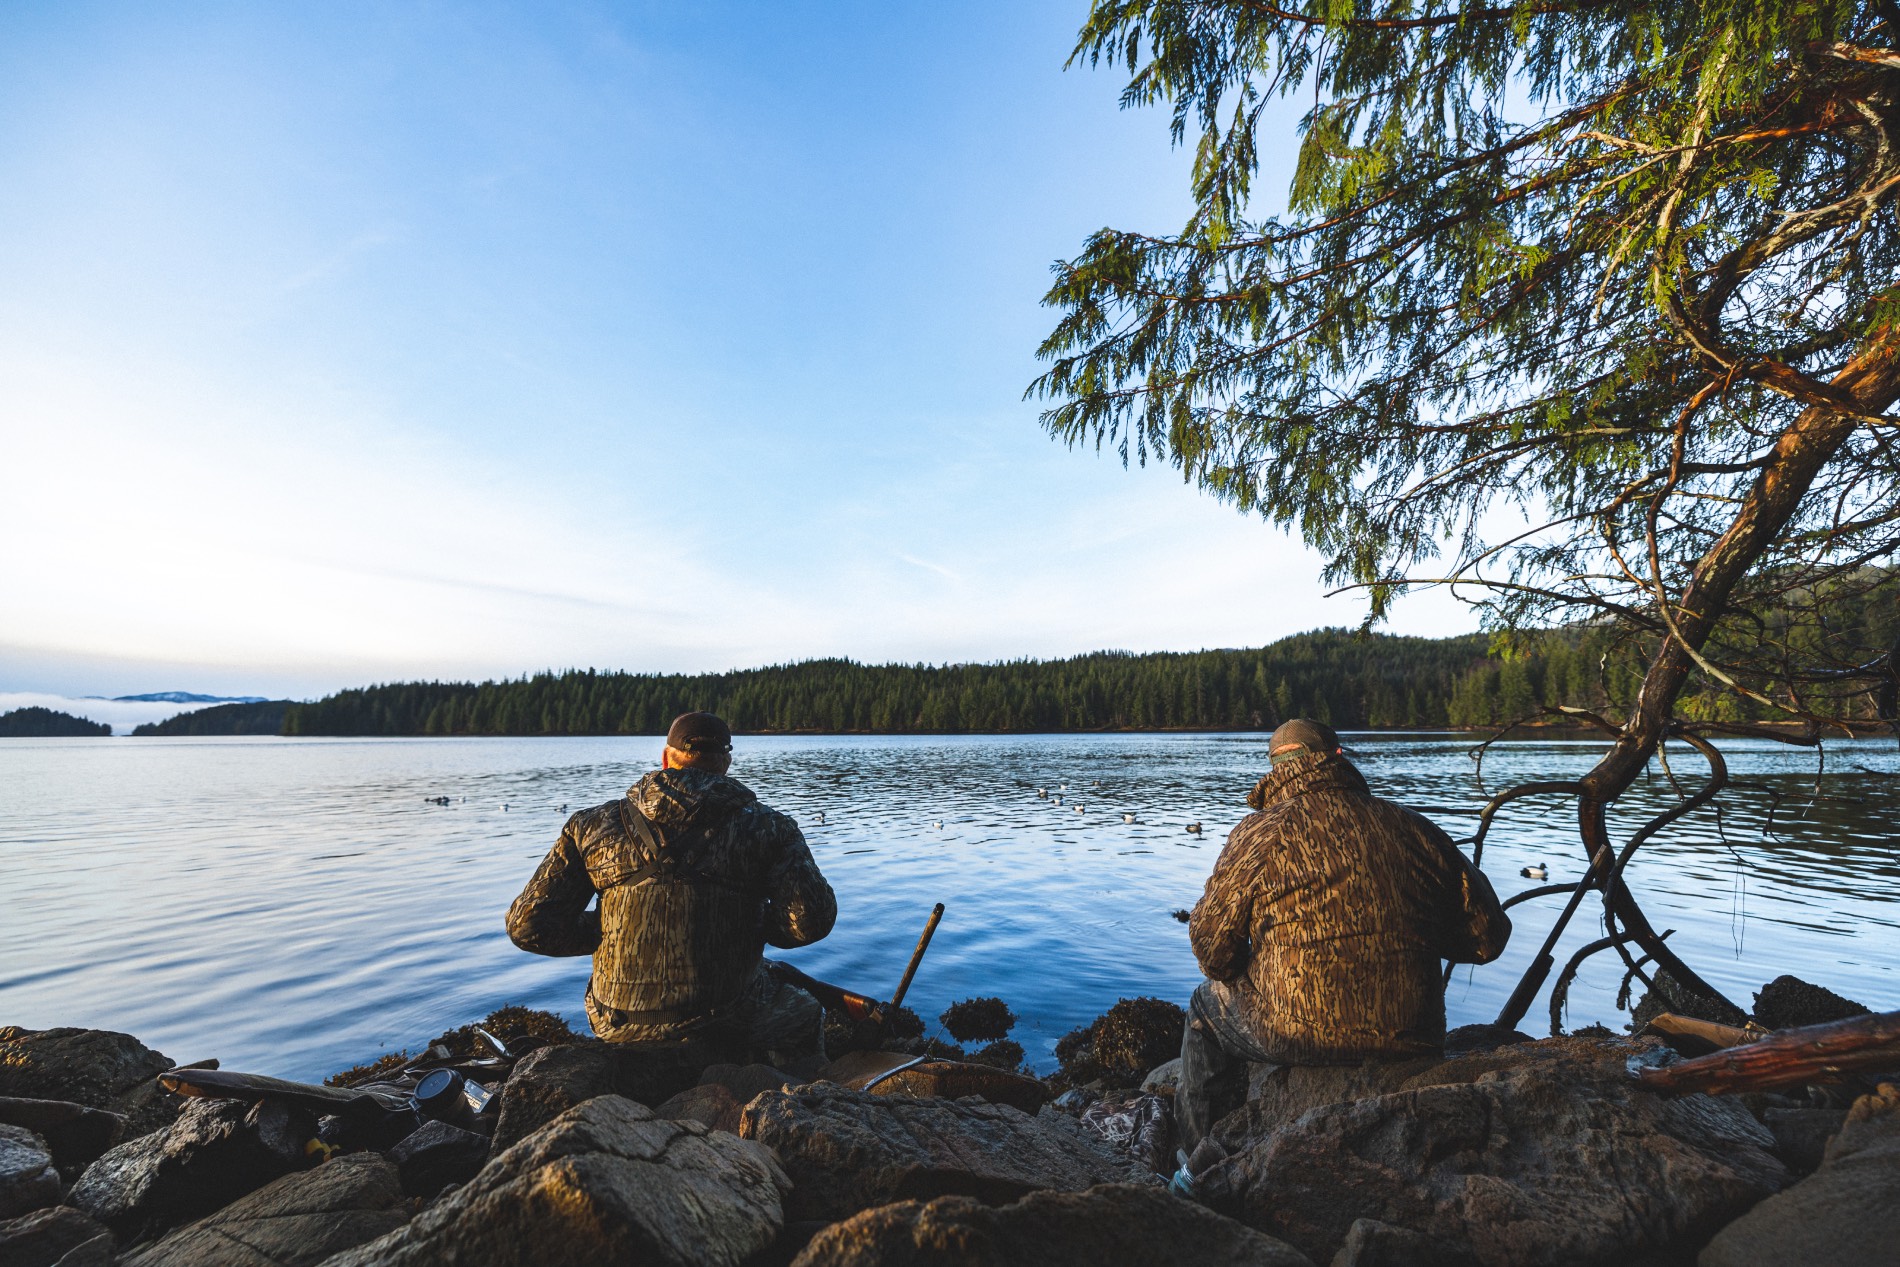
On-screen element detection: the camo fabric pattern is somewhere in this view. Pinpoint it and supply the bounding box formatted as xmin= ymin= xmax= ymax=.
xmin=1189 ymin=751 xmax=1510 ymax=1063
xmin=507 ymin=767 xmax=836 ymax=1039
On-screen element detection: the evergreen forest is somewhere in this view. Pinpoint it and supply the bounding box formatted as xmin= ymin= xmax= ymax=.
xmin=131 ymin=700 xmax=292 ymax=737
xmin=277 ymin=618 xmax=1896 ymax=738
xmin=0 ymin=707 xmax=112 ymax=737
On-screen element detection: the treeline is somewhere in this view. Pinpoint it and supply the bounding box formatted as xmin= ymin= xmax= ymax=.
xmin=0 ymin=707 xmax=111 ymax=737
xmin=284 ymin=630 xmax=1491 ymax=736
xmin=132 ymin=700 xmax=292 ymax=737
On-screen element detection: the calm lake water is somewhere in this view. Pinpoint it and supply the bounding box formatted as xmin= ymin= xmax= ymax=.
xmin=1 ymin=732 xmax=1894 ymax=1080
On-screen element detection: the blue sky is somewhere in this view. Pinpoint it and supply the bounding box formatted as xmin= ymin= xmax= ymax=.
xmin=0 ymin=1 xmax=1479 ymax=699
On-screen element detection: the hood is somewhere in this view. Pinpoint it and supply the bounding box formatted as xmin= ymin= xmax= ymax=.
xmin=1246 ymin=749 xmax=1368 ymax=811
xmin=628 ymin=767 xmax=757 ymax=829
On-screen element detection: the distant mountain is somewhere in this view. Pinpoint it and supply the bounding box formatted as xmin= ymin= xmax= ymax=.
xmin=109 ymin=692 xmax=269 ymax=704
xmin=132 ymin=700 xmax=292 ymax=736
xmin=0 ymin=707 xmax=112 ymax=737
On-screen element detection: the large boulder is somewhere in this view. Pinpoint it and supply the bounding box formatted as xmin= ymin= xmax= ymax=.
xmin=69 ymin=1097 xmax=317 ymax=1241
xmin=0 ymin=1124 xmax=61 ymax=1218
xmin=317 ymin=1094 xmax=788 ymax=1267
xmin=121 ymin=1152 xmax=408 ymax=1267
xmin=738 ymin=1085 xmax=1156 ymax=1223
xmin=387 ymin=1119 xmax=490 ymax=1200
xmin=792 ymin=1183 xmax=1313 ymax=1267
xmin=654 ymin=1083 xmax=746 ymax=1135
xmin=0 ymin=1098 xmax=126 ymax=1179
xmin=489 ymin=1042 xmax=701 ymax=1149
xmin=1196 ymin=1037 xmax=1786 ymax=1266
xmin=0 ymin=1206 xmax=115 ymax=1267
xmin=0 ymin=1028 xmax=178 ymax=1140
xmin=1699 ymin=1082 xmax=1900 ymax=1267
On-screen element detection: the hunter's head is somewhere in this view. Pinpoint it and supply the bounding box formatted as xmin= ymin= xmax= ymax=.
xmin=662 ymin=711 xmax=733 ymax=775
xmin=1268 ymin=718 xmax=1344 ymax=768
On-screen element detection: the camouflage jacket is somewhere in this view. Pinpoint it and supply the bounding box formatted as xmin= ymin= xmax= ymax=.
xmin=1189 ymin=752 xmax=1510 ymax=1063
xmin=506 ymin=768 xmax=836 ymax=1023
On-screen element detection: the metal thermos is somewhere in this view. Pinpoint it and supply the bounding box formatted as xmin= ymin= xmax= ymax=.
xmin=413 ymin=1068 xmax=493 ymax=1128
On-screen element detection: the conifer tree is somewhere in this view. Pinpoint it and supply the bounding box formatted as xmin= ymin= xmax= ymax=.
xmin=1036 ymin=0 xmax=1900 ymax=1020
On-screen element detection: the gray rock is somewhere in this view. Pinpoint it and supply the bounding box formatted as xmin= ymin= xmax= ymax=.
xmin=1198 ymin=1037 xmax=1786 ymax=1267
xmin=738 ymin=1085 xmax=1157 ymax=1223
xmin=489 ymin=1042 xmax=701 ymax=1149
xmin=791 ymin=1183 xmax=1313 ymax=1267
xmin=318 ymin=1094 xmax=787 ymax=1267
xmin=1700 ymin=1082 xmax=1900 ymax=1267
xmin=0 ymin=1200 xmax=111 ymax=1267
xmin=1140 ymin=1058 xmax=1182 ymax=1093
xmin=0 ymin=1029 xmax=180 ymax=1143
xmin=70 ymin=1097 xmax=317 ymax=1240
xmin=1238 ymin=1057 xmax=1441 ymax=1137
xmin=1762 ymin=1107 xmax=1847 ymax=1175
xmin=1329 ymin=1219 xmax=1472 ymax=1267
xmin=0 ymin=1098 xmax=126 ymax=1180
xmin=387 ymin=1119 xmax=489 ymax=1199
xmin=121 ymin=1152 xmax=407 ymax=1267
xmin=0 ymin=1124 xmax=61 ymax=1218
xmin=654 ymin=1083 xmax=745 ymax=1135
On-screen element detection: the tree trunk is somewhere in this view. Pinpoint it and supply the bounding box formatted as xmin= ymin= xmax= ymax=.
xmin=1570 ymin=331 xmax=1900 ymax=1003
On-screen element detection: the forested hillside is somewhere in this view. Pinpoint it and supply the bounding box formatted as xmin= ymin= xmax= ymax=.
xmin=132 ymin=700 xmax=292 ymax=736
xmin=285 ymin=630 xmax=1489 ymax=735
xmin=0 ymin=707 xmax=111 ymax=737
xmin=267 ymin=594 xmax=1900 ymax=738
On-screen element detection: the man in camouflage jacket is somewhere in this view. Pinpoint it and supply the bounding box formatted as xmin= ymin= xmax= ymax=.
xmin=506 ymin=712 xmax=836 ymax=1065
xmin=1178 ymin=719 xmax=1511 ymax=1146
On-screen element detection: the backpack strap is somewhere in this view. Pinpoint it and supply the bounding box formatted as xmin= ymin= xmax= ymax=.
xmin=610 ymin=800 xmax=726 ymax=890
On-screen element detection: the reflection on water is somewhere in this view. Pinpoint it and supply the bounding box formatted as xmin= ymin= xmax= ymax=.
xmin=0 ymin=732 xmax=1894 ymax=1080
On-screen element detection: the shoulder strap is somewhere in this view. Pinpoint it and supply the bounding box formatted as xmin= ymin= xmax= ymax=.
xmin=611 ymin=800 xmax=727 ymax=890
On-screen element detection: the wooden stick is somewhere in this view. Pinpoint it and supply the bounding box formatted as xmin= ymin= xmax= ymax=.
xmin=888 ymin=903 xmax=945 ymax=1013
xmin=1635 ymin=1009 xmax=1900 ymax=1095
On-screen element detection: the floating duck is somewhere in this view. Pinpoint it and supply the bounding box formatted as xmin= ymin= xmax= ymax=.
xmin=934 ymin=820 xmax=944 ymax=830
xmin=1187 ymin=822 xmax=1202 ymax=834
xmin=1074 ymin=804 xmax=1085 ymax=813
xmin=1059 ymin=783 xmax=1068 ymax=791
xmin=1053 ymin=796 xmax=1063 ymax=805
xmin=813 ymin=810 xmax=826 ymax=823
xmin=1037 ymin=788 xmax=1048 ymax=798
xmin=1123 ymin=812 xmax=1137 ymax=824
xmin=1521 ymin=864 xmax=1548 ymax=880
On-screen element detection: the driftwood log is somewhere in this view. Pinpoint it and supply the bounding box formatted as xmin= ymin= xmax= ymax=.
xmin=1636 ymin=1009 xmax=1900 ymax=1095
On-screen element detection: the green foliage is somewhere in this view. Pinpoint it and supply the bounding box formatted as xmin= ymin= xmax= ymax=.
xmin=131 ymin=700 xmax=291 ymax=736
xmin=1038 ymin=0 xmax=1900 ymax=729
xmin=283 ymin=630 xmax=1490 ymax=735
xmin=0 ymin=707 xmax=110 ymax=737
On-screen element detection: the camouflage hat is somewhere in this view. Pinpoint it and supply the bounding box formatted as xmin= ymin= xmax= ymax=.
xmin=1268 ymin=718 xmax=1342 ymax=765
xmin=665 ymin=711 xmax=732 ymax=754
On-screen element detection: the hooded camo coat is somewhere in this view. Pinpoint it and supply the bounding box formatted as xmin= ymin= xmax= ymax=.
xmin=1189 ymin=751 xmax=1510 ymax=1063
xmin=506 ymin=767 xmax=835 ymax=1029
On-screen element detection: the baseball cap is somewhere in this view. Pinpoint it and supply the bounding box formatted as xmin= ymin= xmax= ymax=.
xmin=665 ymin=711 xmax=732 ymax=754
xmin=1268 ymin=719 xmax=1342 ymax=765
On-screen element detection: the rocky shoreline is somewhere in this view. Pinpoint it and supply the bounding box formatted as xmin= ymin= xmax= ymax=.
xmin=2 ymin=980 xmax=1895 ymax=1267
